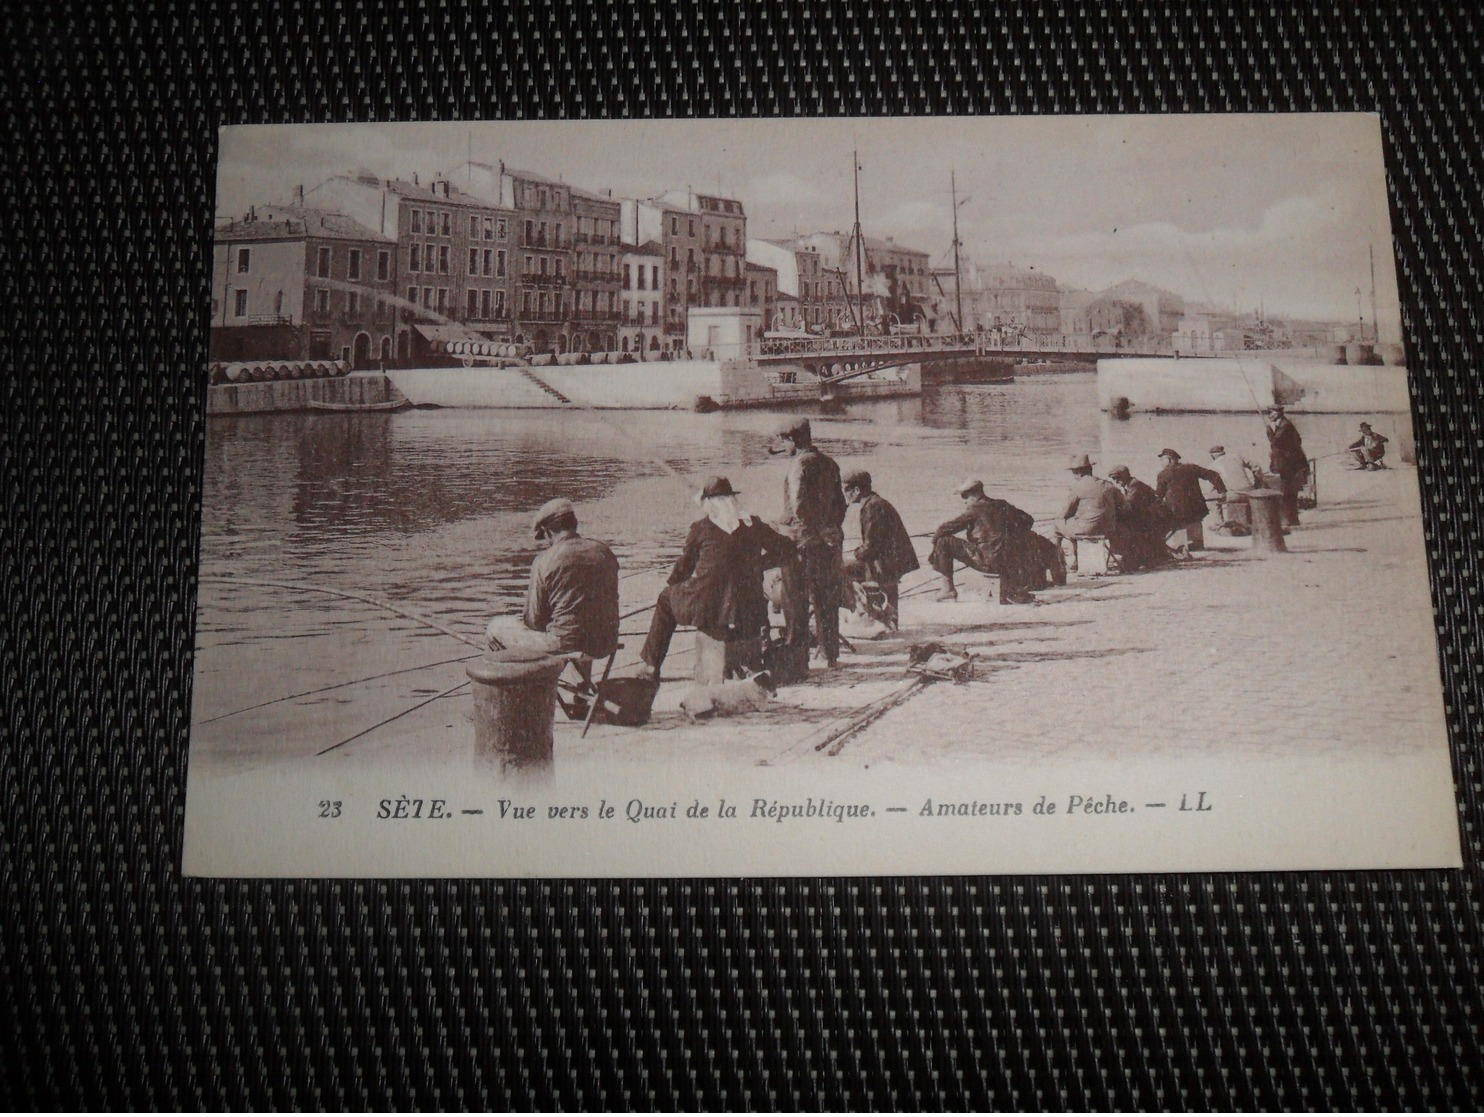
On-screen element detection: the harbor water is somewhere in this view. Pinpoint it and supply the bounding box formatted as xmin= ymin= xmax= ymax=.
xmin=192 ymin=372 xmax=1414 ymax=757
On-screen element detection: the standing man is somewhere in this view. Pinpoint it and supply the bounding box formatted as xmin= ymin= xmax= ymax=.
xmin=1155 ymin=448 xmax=1225 ymax=551
xmin=775 ymin=417 xmax=848 ymax=667
xmin=929 ymin=478 xmax=1038 ymax=604
xmin=1264 ymin=405 xmax=1309 ymax=527
xmin=486 ymin=497 xmax=620 ymax=662
xmin=1050 ymin=452 xmax=1123 ymax=572
xmin=635 ymin=477 xmax=795 ymax=679
xmin=840 ymin=468 xmax=920 ymax=630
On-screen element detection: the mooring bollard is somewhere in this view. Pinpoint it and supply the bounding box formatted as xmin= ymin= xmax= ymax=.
xmin=1245 ymin=488 xmax=1287 ymax=553
xmin=466 ymin=648 xmax=566 ymax=778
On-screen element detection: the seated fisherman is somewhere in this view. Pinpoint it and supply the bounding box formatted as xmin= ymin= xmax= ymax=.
xmin=634 ymin=477 xmax=797 ymax=680
xmin=840 ymin=468 xmax=920 ymax=630
xmin=1155 ymin=448 xmax=1225 ymax=551
xmin=1349 ymin=422 xmax=1389 ymax=469
xmin=1051 ymin=452 xmax=1124 ymax=572
xmin=1106 ymin=465 xmax=1174 ymax=571
xmin=929 ymin=478 xmax=1038 ymax=605
xmin=1207 ymin=444 xmax=1258 ymax=529
xmin=486 ymin=497 xmax=620 ymax=662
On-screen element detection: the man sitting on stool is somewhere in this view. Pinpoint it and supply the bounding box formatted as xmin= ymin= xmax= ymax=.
xmin=634 ymin=477 xmax=796 ymax=680
xmin=841 ymin=468 xmax=920 ymax=630
xmin=486 ymin=497 xmax=620 ymax=665
xmin=1051 ymin=452 xmax=1124 ymax=572
xmin=929 ymin=478 xmax=1038 ymax=604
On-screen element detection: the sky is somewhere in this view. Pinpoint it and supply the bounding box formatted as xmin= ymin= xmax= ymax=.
xmin=217 ymin=115 xmax=1402 ymax=332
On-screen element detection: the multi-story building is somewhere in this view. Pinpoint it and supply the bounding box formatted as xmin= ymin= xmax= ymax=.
xmin=569 ymin=187 xmax=624 ymax=353
xmin=305 ymin=171 xmax=518 ymax=363
xmin=745 ymin=261 xmax=779 ymax=330
xmin=619 ymin=241 xmax=667 ymax=356
xmin=793 ymin=231 xmax=932 ymax=332
xmin=622 ymin=190 xmax=749 ymax=344
xmin=210 ymin=205 xmax=398 ymax=366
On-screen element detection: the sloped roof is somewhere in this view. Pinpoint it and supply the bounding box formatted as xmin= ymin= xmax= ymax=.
xmin=622 ymin=239 xmax=665 ymax=258
xmin=215 ymin=207 xmax=393 ymax=244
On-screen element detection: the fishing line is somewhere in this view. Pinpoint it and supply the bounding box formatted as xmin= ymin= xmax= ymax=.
xmin=317 ymin=679 xmax=471 ymax=755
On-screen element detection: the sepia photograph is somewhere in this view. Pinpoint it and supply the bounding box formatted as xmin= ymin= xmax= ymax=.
xmin=183 ymin=114 xmax=1460 ymax=877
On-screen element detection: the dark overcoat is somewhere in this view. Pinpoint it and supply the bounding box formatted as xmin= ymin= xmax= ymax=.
xmin=934 ymin=496 xmax=1035 ymax=568
xmin=663 ymin=517 xmax=797 ymax=636
xmin=854 ymin=492 xmax=921 ymax=584
xmin=1156 ymin=462 xmax=1225 ymax=523
xmin=1267 ymin=417 xmax=1308 ymax=480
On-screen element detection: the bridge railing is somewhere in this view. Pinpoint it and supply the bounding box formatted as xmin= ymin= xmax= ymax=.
xmin=752 ymin=333 xmax=1176 ymax=359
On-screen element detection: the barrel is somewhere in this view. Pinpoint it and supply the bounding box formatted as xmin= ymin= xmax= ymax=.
xmin=1245 ymin=489 xmax=1287 ymax=553
xmin=466 ymin=648 xmax=565 ymax=779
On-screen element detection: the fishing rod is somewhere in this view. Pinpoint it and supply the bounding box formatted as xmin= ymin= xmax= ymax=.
xmin=198 ymin=651 xmax=483 ymax=725
xmin=317 ymin=678 xmax=471 ymax=756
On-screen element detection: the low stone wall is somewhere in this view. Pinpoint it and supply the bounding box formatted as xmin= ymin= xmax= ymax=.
xmin=207 ymin=373 xmax=402 ymax=415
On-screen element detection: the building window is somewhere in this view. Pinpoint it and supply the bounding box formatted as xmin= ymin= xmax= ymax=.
xmin=539 ymin=292 xmax=548 ymax=315
xmin=495 ymin=290 xmax=506 ymax=316
xmin=317 ymin=246 xmax=331 ymax=278
xmin=469 ymin=247 xmax=479 ymax=274
xmin=481 ymin=289 xmax=491 ymax=318
xmin=236 ymin=247 xmax=250 ymax=273
xmin=410 ymin=210 xmax=422 ymax=234
xmin=348 ymin=291 xmax=360 ymax=315
xmin=482 ymin=217 xmax=493 ymax=241
xmin=407 ymin=285 xmax=418 ymax=308
xmin=438 ymin=246 xmax=450 ymax=274
xmin=670 ymin=217 xmax=678 ymax=235
xmin=554 ymin=258 xmax=563 ymax=278
xmin=689 ymin=219 xmax=696 ymax=237
xmin=555 ymin=223 xmax=563 ymax=247
xmin=483 ymin=249 xmax=493 ymax=277
xmin=348 ymin=249 xmax=361 ymax=280
xmin=637 ymin=300 xmax=645 ymax=323
xmin=440 ymin=212 xmax=451 ymax=237
xmin=435 ymin=288 xmax=446 ymax=315
xmin=470 ymin=215 xmax=479 ymax=239
xmin=539 ymin=221 xmax=548 ymax=245
xmin=651 ymin=265 xmax=659 ymax=289
xmin=409 ymin=244 xmax=421 ymax=273
xmin=377 ymin=250 xmax=390 ymax=281
xmin=626 ymin=264 xmax=634 ymax=289
xmin=497 ymin=218 xmax=508 ymax=238
xmin=497 ymin=250 xmax=506 ymax=278
xmin=423 ymin=286 xmax=433 ymax=308
xmin=467 ymin=289 xmax=478 ymax=317
xmin=315 ymin=289 xmax=329 ymax=314
xmin=233 ymin=289 xmax=248 ymax=317
xmin=539 ymin=257 xmax=548 ymax=276
xmin=527 ymin=219 xmax=537 ymax=244
xmin=524 ymin=254 xmax=533 ymax=274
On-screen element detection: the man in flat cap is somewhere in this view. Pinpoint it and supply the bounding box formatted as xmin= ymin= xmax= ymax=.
xmin=1051 ymin=452 xmax=1124 ymax=572
xmin=929 ymin=478 xmax=1038 ymax=604
xmin=1155 ymin=448 xmax=1225 ymax=551
xmin=840 ymin=468 xmax=920 ymax=630
xmin=774 ymin=417 xmax=848 ymax=667
xmin=1207 ymin=444 xmax=1259 ymax=532
xmin=1264 ymin=405 xmax=1308 ymax=527
xmin=635 ymin=477 xmax=796 ymax=679
xmin=1106 ymin=465 xmax=1173 ymax=571
xmin=486 ymin=497 xmax=620 ymax=661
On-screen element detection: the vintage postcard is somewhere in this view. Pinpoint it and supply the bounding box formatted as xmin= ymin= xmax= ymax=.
xmin=184 ymin=115 xmax=1461 ymax=877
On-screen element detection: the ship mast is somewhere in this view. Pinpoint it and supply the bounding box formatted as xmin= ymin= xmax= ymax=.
xmin=951 ymin=169 xmax=964 ymax=335
xmin=1368 ymin=244 xmax=1380 ymax=344
xmin=852 ymin=147 xmax=867 ymax=334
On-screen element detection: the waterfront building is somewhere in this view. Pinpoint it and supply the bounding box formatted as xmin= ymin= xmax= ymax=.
xmin=569 ymin=187 xmax=624 ymax=353
xmin=306 ymin=171 xmax=518 ymax=364
xmin=619 ymin=240 xmax=668 ymax=356
xmin=622 ymin=190 xmax=749 ymax=349
xmin=1097 ymin=279 xmax=1186 ymax=342
xmin=210 ymin=204 xmax=397 ymax=367
xmin=792 ymin=231 xmax=932 ymax=332
xmin=744 ymin=260 xmax=779 ymax=331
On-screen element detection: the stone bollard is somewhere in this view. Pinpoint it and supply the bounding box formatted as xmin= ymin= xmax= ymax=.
xmin=466 ymin=648 xmax=565 ymax=779
xmin=1245 ymin=489 xmax=1287 ymax=553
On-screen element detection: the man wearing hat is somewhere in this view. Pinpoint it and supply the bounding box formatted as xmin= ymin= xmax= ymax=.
xmin=1348 ymin=422 xmax=1389 ymax=470
xmin=486 ymin=497 xmax=620 ymax=660
xmin=929 ymin=479 xmax=1039 ymax=604
xmin=1106 ymin=465 xmax=1173 ymax=571
xmin=1207 ymin=444 xmax=1259 ymax=532
xmin=1264 ymin=405 xmax=1308 ymax=526
xmin=635 ymin=477 xmax=796 ymax=679
xmin=1155 ymin=448 xmax=1226 ymax=551
xmin=1050 ymin=452 xmax=1124 ymax=572
xmin=840 ymin=469 xmax=920 ymax=630
xmin=775 ymin=417 xmax=848 ymax=667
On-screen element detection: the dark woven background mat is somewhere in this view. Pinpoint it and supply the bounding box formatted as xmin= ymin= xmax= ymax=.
xmin=3 ymin=4 xmax=1481 ymax=1109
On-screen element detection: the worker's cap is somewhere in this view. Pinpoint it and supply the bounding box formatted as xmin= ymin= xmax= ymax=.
xmin=776 ymin=417 xmax=812 ymax=442
xmin=955 ymin=477 xmax=985 ymax=496
xmin=842 ymin=468 xmax=872 ymax=490
xmin=1107 ymin=464 xmax=1132 ymax=480
xmin=1158 ymin=447 xmax=1181 ymax=461
xmin=696 ymin=475 xmax=739 ymax=501
xmin=1067 ymin=452 xmax=1093 ymax=471
xmin=532 ymin=497 xmax=576 ymax=534
xmin=1209 ymin=445 xmax=1226 ymax=455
